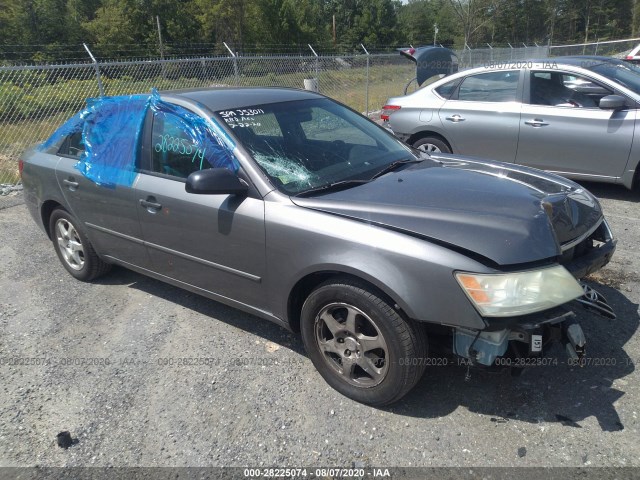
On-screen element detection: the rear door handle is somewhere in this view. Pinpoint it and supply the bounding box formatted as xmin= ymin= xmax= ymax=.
xmin=445 ymin=114 xmax=465 ymax=122
xmin=524 ymin=119 xmax=549 ymax=127
xmin=63 ymin=178 xmax=79 ymax=190
xmin=139 ymin=197 xmax=162 ymax=212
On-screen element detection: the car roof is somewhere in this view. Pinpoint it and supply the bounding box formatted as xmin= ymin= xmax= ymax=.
xmin=160 ymin=87 xmax=325 ymax=112
xmin=439 ymin=55 xmax=629 ymax=83
xmin=526 ymin=55 xmax=626 ymax=68
xmin=456 ymin=56 xmax=629 ymax=77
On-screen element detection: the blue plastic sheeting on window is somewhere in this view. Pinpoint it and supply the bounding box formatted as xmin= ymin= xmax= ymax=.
xmin=38 ymin=89 xmax=237 ymax=188
xmin=38 ymin=112 xmax=84 ymax=152
xmin=77 ymin=95 xmax=150 ymax=187
xmin=148 ymin=90 xmax=238 ymax=173
xmin=38 ymin=94 xmax=148 ymax=187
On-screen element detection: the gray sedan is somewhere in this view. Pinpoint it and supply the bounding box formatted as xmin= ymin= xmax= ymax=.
xmin=22 ymin=87 xmax=615 ymax=405
xmin=383 ymin=56 xmax=640 ymax=189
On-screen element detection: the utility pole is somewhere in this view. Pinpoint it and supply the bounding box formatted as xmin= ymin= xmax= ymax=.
xmin=156 ymin=15 xmax=164 ymax=60
xmin=433 ymin=23 xmax=438 ymax=46
xmin=333 ymin=15 xmax=336 ymax=47
xmin=156 ymin=15 xmax=166 ymax=79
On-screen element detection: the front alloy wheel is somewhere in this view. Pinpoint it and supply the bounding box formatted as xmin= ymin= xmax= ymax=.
xmin=314 ymin=303 xmax=389 ymax=387
xmin=301 ymin=278 xmax=427 ymax=406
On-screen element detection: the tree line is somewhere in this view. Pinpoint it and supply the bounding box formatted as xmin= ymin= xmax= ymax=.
xmin=0 ymin=0 xmax=638 ymax=60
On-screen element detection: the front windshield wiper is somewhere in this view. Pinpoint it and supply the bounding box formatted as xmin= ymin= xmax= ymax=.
xmin=295 ymin=179 xmax=370 ymax=197
xmin=370 ymin=158 xmax=423 ymax=180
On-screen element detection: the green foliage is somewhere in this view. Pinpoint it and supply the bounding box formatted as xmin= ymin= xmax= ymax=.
xmin=0 ymin=77 xmax=96 ymax=121
xmin=398 ymin=0 xmax=459 ymax=46
xmin=0 ymin=0 xmax=636 ymax=59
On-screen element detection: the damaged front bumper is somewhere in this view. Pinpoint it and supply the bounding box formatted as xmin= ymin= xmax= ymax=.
xmin=453 ymin=282 xmax=615 ymax=368
xmin=451 ymin=216 xmax=616 ymax=370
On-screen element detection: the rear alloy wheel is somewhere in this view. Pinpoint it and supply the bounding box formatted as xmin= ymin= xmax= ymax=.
xmin=413 ymin=136 xmax=451 ymax=154
xmin=49 ymin=208 xmax=111 ymax=282
xmin=301 ymin=279 xmax=427 ymax=406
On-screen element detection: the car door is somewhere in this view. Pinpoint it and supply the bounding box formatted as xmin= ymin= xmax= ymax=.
xmin=135 ymin=105 xmax=267 ymax=310
xmin=54 ymin=129 xmax=149 ymax=268
xmin=437 ymin=70 xmax=522 ymax=163
xmin=516 ymin=70 xmax=636 ymax=179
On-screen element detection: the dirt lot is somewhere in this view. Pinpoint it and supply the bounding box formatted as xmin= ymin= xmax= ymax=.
xmin=0 ymin=184 xmax=639 ymax=471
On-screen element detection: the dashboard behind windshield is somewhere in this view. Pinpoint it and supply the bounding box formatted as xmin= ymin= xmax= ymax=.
xmin=214 ymin=98 xmax=414 ymax=195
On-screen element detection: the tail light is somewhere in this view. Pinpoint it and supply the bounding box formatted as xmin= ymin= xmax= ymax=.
xmin=626 ymin=55 xmax=634 ymax=60
xmin=18 ymin=159 xmax=24 ymax=178
xmin=399 ymin=48 xmax=417 ymax=62
xmin=381 ymin=105 xmax=401 ymax=121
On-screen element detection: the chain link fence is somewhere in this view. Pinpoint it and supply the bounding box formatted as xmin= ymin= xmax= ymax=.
xmin=454 ymin=45 xmax=549 ymax=70
xmin=548 ymin=38 xmax=640 ymax=58
xmin=1 ymin=38 xmax=637 ymax=187
xmin=0 ymin=51 xmax=416 ymax=187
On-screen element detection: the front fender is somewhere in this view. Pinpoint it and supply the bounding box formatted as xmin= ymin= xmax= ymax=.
xmin=265 ymin=199 xmax=489 ymax=330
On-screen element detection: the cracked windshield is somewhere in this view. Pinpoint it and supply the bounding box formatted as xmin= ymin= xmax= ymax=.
xmin=215 ymin=98 xmax=416 ymax=195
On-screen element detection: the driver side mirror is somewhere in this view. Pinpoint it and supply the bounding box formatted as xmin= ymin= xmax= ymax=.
xmin=185 ymin=168 xmax=248 ymax=196
xmin=599 ymin=94 xmax=626 ymax=110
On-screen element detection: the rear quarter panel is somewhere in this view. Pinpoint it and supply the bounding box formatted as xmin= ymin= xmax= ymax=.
xmin=21 ymin=150 xmax=67 ymax=234
xmin=387 ymin=90 xmax=449 ymax=142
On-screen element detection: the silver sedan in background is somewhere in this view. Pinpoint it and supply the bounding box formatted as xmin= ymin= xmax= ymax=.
xmin=383 ymin=56 xmax=640 ymax=189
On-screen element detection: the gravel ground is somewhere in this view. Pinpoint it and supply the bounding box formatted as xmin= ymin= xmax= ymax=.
xmin=0 ymin=184 xmax=639 ymax=470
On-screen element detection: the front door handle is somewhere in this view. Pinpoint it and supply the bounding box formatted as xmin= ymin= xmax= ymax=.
xmin=139 ymin=198 xmax=162 ymax=212
xmin=445 ymin=114 xmax=465 ymax=122
xmin=524 ymin=119 xmax=549 ymax=127
xmin=63 ymin=178 xmax=79 ymax=190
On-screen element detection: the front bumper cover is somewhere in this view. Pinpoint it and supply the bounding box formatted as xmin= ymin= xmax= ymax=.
xmin=456 ymin=282 xmax=615 ymax=367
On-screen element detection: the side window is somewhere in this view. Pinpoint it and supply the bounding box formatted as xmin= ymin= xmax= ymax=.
xmin=457 ymin=71 xmax=519 ymax=102
xmin=530 ymin=71 xmax=611 ymax=107
xmin=57 ymin=131 xmax=85 ymax=159
xmin=435 ymin=78 xmax=461 ymax=99
xmin=151 ymin=111 xmax=233 ymax=179
xmin=300 ymin=107 xmax=376 ymax=146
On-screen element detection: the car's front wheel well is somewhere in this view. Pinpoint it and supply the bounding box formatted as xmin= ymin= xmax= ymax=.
xmin=407 ymin=131 xmax=452 ymax=151
xmin=41 ymin=200 xmax=63 ymax=239
xmin=287 ymin=271 xmax=405 ymax=333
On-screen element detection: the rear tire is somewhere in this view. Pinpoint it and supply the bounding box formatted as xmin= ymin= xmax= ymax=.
xmin=49 ymin=208 xmax=111 ymax=282
xmin=300 ymin=278 xmax=427 ymax=406
xmin=413 ymin=136 xmax=451 ymax=154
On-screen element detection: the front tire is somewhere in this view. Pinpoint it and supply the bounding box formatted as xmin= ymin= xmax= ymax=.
xmin=412 ymin=136 xmax=451 ymax=154
xmin=300 ymin=278 xmax=427 ymax=406
xmin=49 ymin=208 xmax=111 ymax=282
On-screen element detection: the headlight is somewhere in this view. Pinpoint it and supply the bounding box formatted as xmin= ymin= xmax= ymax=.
xmin=455 ymin=265 xmax=583 ymax=317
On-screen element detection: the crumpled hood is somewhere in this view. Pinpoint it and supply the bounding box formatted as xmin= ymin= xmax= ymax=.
xmin=292 ymin=156 xmax=603 ymax=266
